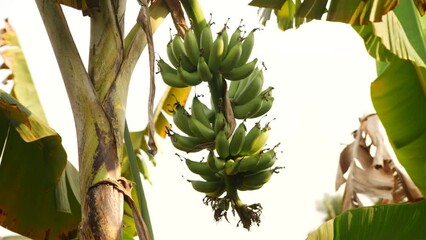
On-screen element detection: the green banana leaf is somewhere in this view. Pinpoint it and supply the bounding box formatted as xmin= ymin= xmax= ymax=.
xmin=310 ymin=1 xmax=426 ymax=238
xmin=308 ymin=200 xmax=426 ymax=239
xmin=0 ymin=19 xmax=47 ymax=124
xmin=248 ymin=0 xmax=286 ymax=9
xmin=251 ymin=0 xmax=400 ymax=31
xmin=0 ymin=20 xmax=80 ymax=239
xmin=0 ymin=91 xmax=80 ymax=239
xmin=353 ymin=0 xmax=426 ymax=194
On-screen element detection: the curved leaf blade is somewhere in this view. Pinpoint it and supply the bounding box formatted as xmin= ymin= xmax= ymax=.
xmin=0 ymin=92 xmax=80 ymax=239
xmin=0 ymin=20 xmax=47 ymax=124
xmin=371 ymin=58 xmax=426 ymax=194
xmin=309 ymin=200 xmax=426 ymax=239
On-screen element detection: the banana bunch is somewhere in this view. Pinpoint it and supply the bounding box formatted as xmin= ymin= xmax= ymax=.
xmin=163 ymin=20 xmax=281 ymax=230
xmin=229 ymin=67 xmax=275 ymax=119
xmin=159 ymin=23 xmax=261 ymax=89
xmin=166 ymin=96 xmax=217 ymax=153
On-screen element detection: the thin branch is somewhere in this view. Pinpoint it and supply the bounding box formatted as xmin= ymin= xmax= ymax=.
xmin=137 ymin=0 xmax=157 ymax=155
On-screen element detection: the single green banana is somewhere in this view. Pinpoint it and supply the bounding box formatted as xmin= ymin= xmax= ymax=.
xmin=240 ymin=167 xmax=278 ymax=188
xmin=215 ymin=130 xmax=230 ymax=159
xmin=205 ymin=184 xmax=226 ymax=198
xmin=191 ymin=96 xmax=212 ymax=128
xmin=200 ymin=24 xmax=213 ymax=61
xmin=207 ymin=151 xmax=226 ymax=172
xmin=220 ymin=40 xmax=243 ymax=74
xmin=208 ymin=33 xmax=225 ymax=73
xmin=213 ymin=111 xmax=227 ymax=134
xmin=214 ymin=154 xmax=226 ymax=172
xmin=173 ymin=35 xmax=196 ymax=72
xmin=232 ymin=94 xmax=263 ymax=119
xmin=228 ymin=25 xmax=242 ymax=51
xmin=160 ymin=71 xmax=188 ymax=88
xmin=167 ymin=129 xmax=204 ymax=153
xmin=172 ymin=102 xmax=195 ymax=136
xmin=224 ymin=159 xmax=238 ymax=175
xmin=228 ymin=80 xmax=240 ymax=99
xmin=241 ymin=122 xmax=270 ymax=155
xmin=222 ymin=58 xmax=258 ymax=81
xmin=236 ymin=28 xmax=256 ymax=67
xmin=239 ymin=122 xmax=261 ymax=155
xmin=157 ymin=58 xmax=177 ymax=74
xmin=237 ymin=182 xmax=264 ymax=191
xmin=237 ymin=154 xmax=261 ymax=173
xmin=233 ymin=68 xmax=263 ymax=105
xmin=255 ymin=147 xmax=277 ymax=171
xmin=166 ymin=40 xmax=180 ymax=67
xmin=197 ymin=56 xmax=213 ymax=82
xmin=190 ymin=180 xmax=224 ymax=194
xmin=200 ymin=173 xmax=223 ymax=182
xmin=188 ymin=115 xmax=215 ymax=141
xmin=250 ymin=88 xmax=274 ymax=118
xmin=185 ymin=158 xmax=217 ymax=176
xmin=177 ymin=66 xmax=202 ymax=86
xmin=184 ymin=29 xmax=199 ymax=65
xmin=220 ymin=23 xmax=229 ymax=60
xmin=229 ymin=121 xmax=246 ymax=156
xmin=207 ymin=151 xmax=218 ymax=172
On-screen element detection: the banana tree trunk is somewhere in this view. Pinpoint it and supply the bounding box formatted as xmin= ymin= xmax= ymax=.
xmin=35 ymin=0 xmax=126 ymax=238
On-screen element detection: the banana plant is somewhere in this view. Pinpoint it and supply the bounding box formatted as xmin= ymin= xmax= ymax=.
xmin=0 ymin=0 xmax=198 ymax=239
xmin=249 ymin=0 xmax=426 ymax=238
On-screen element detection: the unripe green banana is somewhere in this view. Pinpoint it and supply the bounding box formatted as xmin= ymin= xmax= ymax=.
xmin=229 ymin=121 xmax=246 ymax=156
xmin=184 ymin=30 xmax=199 ymax=65
xmin=158 ymin=58 xmax=187 ymax=88
xmin=189 ymin=179 xmax=224 ymax=194
xmin=220 ymin=40 xmax=243 ymax=74
xmin=220 ymin=24 xmax=229 ymax=60
xmin=197 ymin=56 xmax=213 ymax=82
xmin=205 ymin=184 xmax=226 ymax=198
xmin=250 ymin=88 xmax=274 ymax=118
xmin=166 ymin=40 xmax=180 ymax=67
xmin=233 ymin=68 xmax=264 ymax=105
xmin=208 ymin=34 xmax=225 ymax=73
xmin=222 ymin=58 xmax=258 ymax=81
xmin=239 ymin=167 xmax=280 ymax=189
xmin=173 ymin=35 xmax=196 ymax=72
xmin=200 ymin=24 xmax=213 ymax=61
xmin=188 ymin=116 xmax=215 ymax=141
xmin=167 ymin=129 xmax=204 ymax=153
xmin=213 ymin=111 xmax=227 ymax=134
xmin=160 ymin=72 xmax=188 ymax=88
xmin=185 ymin=158 xmax=216 ymax=176
xmin=237 ymin=182 xmax=264 ymax=191
xmin=191 ymin=96 xmax=212 ymax=128
xmin=237 ymin=154 xmax=261 ymax=173
xmin=228 ymin=80 xmax=240 ymax=99
xmin=232 ymin=93 xmax=263 ymax=119
xmin=228 ymin=25 xmax=242 ymax=51
xmin=214 ymin=154 xmax=226 ymax=172
xmin=236 ymin=28 xmax=256 ymax=67
xmin=241 ymin=122 xmax=270 ymax=155
xmin=207 ymin=151 xmax=226 ymax=172
xmin=172 ymin=102 xmax=194 ymax=136
xmin=157 ymin=57 xmax=177 ymax=74
xmin=255 ymin=147 xmax=277 ymax=171
xmin=207 ymin=151 xmax=218 ymax=172
xmin=224 ymin=159 xmax=238 ymax=175
xmin=177 ymin=66 xmax=202 ymax=86
xmin=215 ymin=130 xmax=230 ymax=159
xmin=200 ymin=173 xmax=223 ymax=181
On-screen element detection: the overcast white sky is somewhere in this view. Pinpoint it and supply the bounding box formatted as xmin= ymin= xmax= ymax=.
xmin=0 ymin=1 xmax=377 ymax=239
